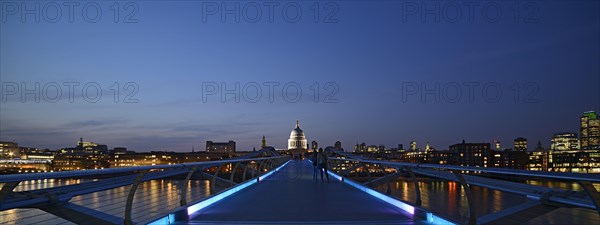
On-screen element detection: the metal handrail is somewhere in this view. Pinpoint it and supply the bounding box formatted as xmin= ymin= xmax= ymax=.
xmin=0 ymin=156 xmax=289 ymax=183
xmin=329 ymin=156 xmax=600 ymax=223
xmin=330 ymin=157 xmax=600 ymax=182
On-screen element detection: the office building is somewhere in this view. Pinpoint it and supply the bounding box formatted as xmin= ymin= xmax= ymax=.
xmin=550 ymin=132 xmax=580 ymax=151
xmin=514 ymin=137 xmax=527 ymax=151
xmin=449 ymin=140 xmax=491 ymax=167
xmin=206 ymin=140 xmax=236 ymax=153
xmin=581 ymin=111 xmax=600 ymax=149
xmin=0 ymin=141 xmax=19 ymax=159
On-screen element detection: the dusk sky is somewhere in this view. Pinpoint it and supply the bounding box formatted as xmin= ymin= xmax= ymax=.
xmin=1 ymin=1 xmax=599 ymax=152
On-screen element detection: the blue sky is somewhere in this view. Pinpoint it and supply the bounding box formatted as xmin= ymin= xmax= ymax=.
xmin=1 ymin=1 xmax=599 ymax=152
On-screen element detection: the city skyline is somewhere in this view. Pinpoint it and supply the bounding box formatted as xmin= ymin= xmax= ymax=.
xmin=1 ymin=110 xmax=596 ymax=152
xmin=1 ymin=1 xmax=599 ymax=152
xmin=1 ymin=2 xmax=599 ymax=224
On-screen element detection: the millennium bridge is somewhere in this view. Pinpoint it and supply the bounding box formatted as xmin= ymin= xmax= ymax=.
xmin=1 ymin=149 xmax=599 ymax=225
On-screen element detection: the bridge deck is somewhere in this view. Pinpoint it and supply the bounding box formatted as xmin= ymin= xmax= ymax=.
xmin=182 ymin=160 xmax=418 ymax=224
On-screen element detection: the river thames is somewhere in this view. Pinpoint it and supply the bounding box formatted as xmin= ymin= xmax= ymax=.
xmin=1 ymin=174 xmax=598 ymax=224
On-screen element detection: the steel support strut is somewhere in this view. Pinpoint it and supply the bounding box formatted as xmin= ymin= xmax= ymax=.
xmin=579 ymin=181 xmax=600 ymax=216
xmin=180 ymin=166 xmax=199 ymax=206
xmin=124 ymin=170 xmax=149 ymax=225
xmin=242 ymin=162 xmax=251 ymax=181
xmin=404 ymin=166 xmax=422 ymax=206
xmin=0 ymin=181 xmax=19 ymax=204
xmin=211 ymin=164 xmax=227 ymax=194
xmin=257 ymin=159 xmax=273 ymax=181
xmin=383 ymin=166 xmax=391 ymax=195
xmin=452 ymin=170 xmax=476 ymax=225
xmin=362 ymin=163 xmax=372 ymax=185
xmin=230 ymin=162 xmax=242 ymax=183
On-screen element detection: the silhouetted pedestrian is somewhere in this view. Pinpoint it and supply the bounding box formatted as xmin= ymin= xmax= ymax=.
xmin=312 ymin=150 xmax=318 ymax=181
xmin=317 ymin=148 xmax=329 ymax=182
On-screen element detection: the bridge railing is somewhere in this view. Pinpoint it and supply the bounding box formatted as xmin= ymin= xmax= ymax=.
xmin=0 ymin=155 xmax=290 ymax=225
xmin=1 ymin=156 xmax=284 ymax=183
xmin=331 ymin=157 xmax=599 ymax=181
xmin=328 ymin=156 xmax=600 ymax=225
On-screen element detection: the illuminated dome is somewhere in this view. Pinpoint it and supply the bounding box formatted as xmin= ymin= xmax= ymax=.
xmin=290 ymin=121 xmax=305 ymax=139
xmin=288 ymin=120 xmax=307 ymax=151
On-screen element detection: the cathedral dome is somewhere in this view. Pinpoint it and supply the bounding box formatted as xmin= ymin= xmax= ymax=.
xmin=288 ymin=120 xmax=307 ymax=150
xmin=290 ymin=121 xmax=305 ymax=139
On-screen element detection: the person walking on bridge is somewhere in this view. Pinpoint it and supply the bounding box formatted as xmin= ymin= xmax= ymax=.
xmin=312 ymin=150 xmax=319 ymax=182
xmin=317 ymin=148 xmax=330 ymax=182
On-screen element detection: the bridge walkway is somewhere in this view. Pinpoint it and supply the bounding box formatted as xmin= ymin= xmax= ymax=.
xmin=181 ymin=160 xmax=419 ymax=224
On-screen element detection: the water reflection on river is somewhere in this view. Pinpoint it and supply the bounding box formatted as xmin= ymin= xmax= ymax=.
xmin=375 ymin=178 xmax=599 ymax=224
xmin=1 ymin=176 xmax=598 ymax=225
xmin=1 ymin=179 xmax=213 ymax=225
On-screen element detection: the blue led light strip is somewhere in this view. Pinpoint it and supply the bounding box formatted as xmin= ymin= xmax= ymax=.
xmin=427 ymin=212 xmax=455 ymax=225
xmin=327 ymin=170 xmax=415 ymax=214
xmin=327 ymin=170 xmax=456 ymax=225
xmin=187 ymin=160 xmax=290 ymax=215
xmin=147 ymin=160 xmax=290 ymax=225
